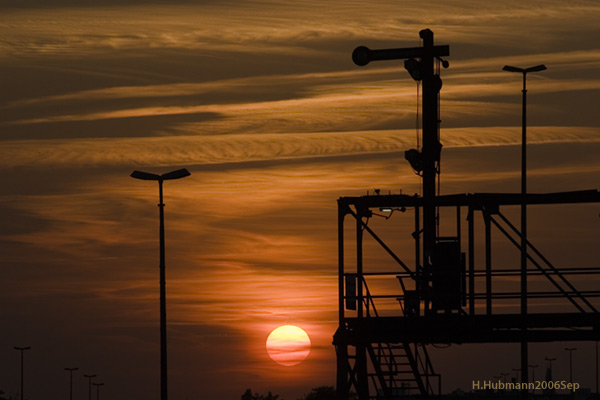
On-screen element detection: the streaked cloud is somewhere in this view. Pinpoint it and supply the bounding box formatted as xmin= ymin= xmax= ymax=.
xmin=2 ymin=1 xmax=598 ymax=58
xmin=1 ymin=126 xmax=598 ymax=169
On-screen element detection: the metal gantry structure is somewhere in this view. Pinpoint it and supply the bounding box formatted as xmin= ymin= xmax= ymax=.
xmin=333 ymin=29 xmax=600 ymax=400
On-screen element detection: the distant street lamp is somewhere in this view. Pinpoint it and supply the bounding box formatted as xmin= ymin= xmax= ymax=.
xmin=513 ymin=368 xmax=521 ymax=382
xmin=501 ymin=372 xmax=510 ymax=384
xmin=13 ymin=346 xmax=31 ymax=400
xmin=503 ymin=63 xmax=547 ymax=390
xmin=565 ymin=348 xmax=577 ymax=383
xmin=92 ymin=383 xmax=104 ymax=400
xmin=64 ymin=367 xmax=78 ymax=400
xmin=84 ymin=374 xmax=96 ymax=400
xmin=529 ymin=365 xmax=538 ymax=393
xmin=131 ymin=168 xmax=191 ymax=400
xmin=545 ymin=357 xmax=556 ymax=380
xmin=529 ymin=364 xmax=538 ymax=381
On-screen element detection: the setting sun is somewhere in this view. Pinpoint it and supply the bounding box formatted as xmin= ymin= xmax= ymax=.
xmin=266 ymin=325 xmax=311 ymax=366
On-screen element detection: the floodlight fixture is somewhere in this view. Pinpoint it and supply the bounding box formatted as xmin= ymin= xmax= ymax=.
xmin=405 ymin=148 xmax=424 ymax=173
xmin=379 ymin=206 xmax=407 ymax=214
xmin=404 ymin=58 xmax=423 ymax=81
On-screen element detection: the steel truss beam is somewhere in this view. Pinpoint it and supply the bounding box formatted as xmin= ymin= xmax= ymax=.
xmin=336 ymin=189 xmax=600 ymax=400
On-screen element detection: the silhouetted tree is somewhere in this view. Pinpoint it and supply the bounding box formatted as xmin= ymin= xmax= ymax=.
xmin=262 ymin=391 xmax=279 ymax=400
xmin=241 ymin=388 xmax=281 ymax=400
xmin=302 ymin=386 xmax=336 ymax=400
xmin=242 ymin=389 xmax=255 ymax=400
xmin=298 ymin=386 xmax=357 ymax=400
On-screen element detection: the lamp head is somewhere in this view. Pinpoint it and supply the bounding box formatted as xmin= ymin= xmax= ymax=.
xmin=503 ymin=65 xmax=524 ymax=73
xmin=161 ymin=168 xmax=191 ymax=181
xmin=352 ymin=46 xmax=371 ymax=66
xmin=131 ymin=170 xmax=160 ymax=181
xmin=525 ymin=64 xmax=547 ymax=73
xmin=131 ymin=168 xmax=191 ymax=181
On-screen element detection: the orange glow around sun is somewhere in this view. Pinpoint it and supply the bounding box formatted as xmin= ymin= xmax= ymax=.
xmin=266 ymin=325 xmax=311 ymax=366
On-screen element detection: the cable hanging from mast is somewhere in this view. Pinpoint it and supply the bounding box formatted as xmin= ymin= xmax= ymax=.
xmin=416 ymin=80 xmax=421 ymax=150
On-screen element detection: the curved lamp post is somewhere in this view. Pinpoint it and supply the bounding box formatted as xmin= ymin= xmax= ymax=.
xmin=131 ymin=168 xmax=191 ymax=400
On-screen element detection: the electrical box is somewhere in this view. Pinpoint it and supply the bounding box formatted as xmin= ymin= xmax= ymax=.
xmin=345 ymin=274 xmax=357 ymax=311
xmin=431 ymin=237 xmax=465 ymax=312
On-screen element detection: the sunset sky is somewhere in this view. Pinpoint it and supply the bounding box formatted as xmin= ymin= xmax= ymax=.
xmin=1 ymin=1 xmax=599 ymax=399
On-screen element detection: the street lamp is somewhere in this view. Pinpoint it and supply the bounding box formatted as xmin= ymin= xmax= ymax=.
xmin=529 ymin=365 xmax=538 ymax=393
xmin=84 ymin=374 xmax=96 ymax=400
xmin=92 ymin=383 xmax=104 ymax=400
xmin=131 ymin=167 xmax=191 ymax=400
xmin=503 ymin=63 xmax=547 ymax=390
xmin=545 ymin=357 xmax=556 ymax=380
xmin=64 ymin=367 xmax=78 ymax=400
xmin=565 ymin=347 xmax=577 ymax=383
xmin=513 ymin=368 xmax=521 ymax=382
xmin=13 ymin=346 xmax=31 ymax=400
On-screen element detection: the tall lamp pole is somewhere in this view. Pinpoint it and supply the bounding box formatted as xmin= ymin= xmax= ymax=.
xmin=64 ymin=367 xmax=78 ymax=400
xmin=131 ymin=168 xmax=191 ymax=400
xmin=503 ymin=63 xmax=547 ymax=399
xmin=13 ymin=346 xmax=31 ymax=400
